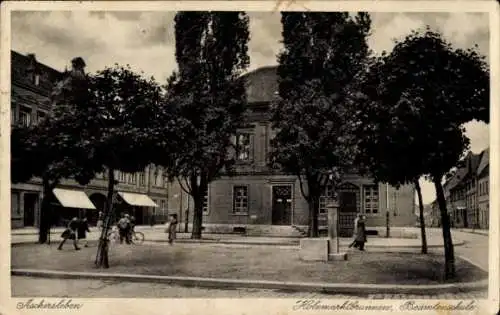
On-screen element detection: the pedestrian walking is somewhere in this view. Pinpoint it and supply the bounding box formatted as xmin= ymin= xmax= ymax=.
xmin=354 ymin=215 xmax=367 ymax=251
xmin=58 ymin=217 xmax=80 ymax=250
xmin=96 ymin=211 xmax=104 ymax=230
xmin=117 ymin=213 xmax=131 ymax=244
xmin=348 ymin=214 xmax=361 ymax=249
xmin=77 ymin=217 xmax=91 ymax=247
xmin=167 ymin=214 xmax=178 ymax=245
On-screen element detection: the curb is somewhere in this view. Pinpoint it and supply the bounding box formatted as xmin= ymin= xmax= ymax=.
xmin=459 ymin=229 xmax=489 ymax=236
xmin=10 ymin=238 xmax=467 ymax=248
xmin=11 ymin=269 xmax=488 ymax=295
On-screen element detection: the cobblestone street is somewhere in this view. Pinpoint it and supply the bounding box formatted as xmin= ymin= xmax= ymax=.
xmin=11 ymin=276 xmax=487 ymax=299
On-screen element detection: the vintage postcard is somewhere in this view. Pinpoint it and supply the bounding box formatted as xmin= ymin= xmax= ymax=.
xmin=0 ymin=1 xmax=499 ymax=314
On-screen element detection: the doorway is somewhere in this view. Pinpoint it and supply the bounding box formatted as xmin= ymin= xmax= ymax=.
xmin=338 ymin=191 xmax=358 ymax=237
xmin=272 ymin=185 xmax=292 ymax=225
xmin=23 ymin=193 xmax=38 ymax=227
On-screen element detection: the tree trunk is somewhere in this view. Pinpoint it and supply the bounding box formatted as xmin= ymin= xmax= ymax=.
xmin=95 ymin=168 xmax=115 ymax=268
xmin=191 ymin=193 xmax=204 ymax=239
xmin=433 ymin=176 xmax=456 ymax=279
xmin=191 ymin=175 xmax=207 ymax=240
xmin=307 ymin=194 xmax=320 ymax=238
xmin=414 ymin=179 xmax=428 ymax=254
xmin=38 ymin=177 xmax=54 ymax=244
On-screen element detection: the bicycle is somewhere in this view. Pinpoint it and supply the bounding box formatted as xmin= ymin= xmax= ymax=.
xmin=129 ymin=230 xmax=145 ymax=245
xmin=106 ymin=227 xmax=144 ymax=245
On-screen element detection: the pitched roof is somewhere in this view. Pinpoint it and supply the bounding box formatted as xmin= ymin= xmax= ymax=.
xmin=241 ymin=66 xmax=278 ymax=103
xmin=11 ymin=50 xmax=63 ymax=97
xmin=445 ymin=165 xmax=468 ymax=192
xmin=476 ymin=148 xmax=489 ymax=177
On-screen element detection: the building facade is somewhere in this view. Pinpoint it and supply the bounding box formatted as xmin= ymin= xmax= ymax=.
xmin=167 ymin=67 xmax=416 ymax=236
xmin=10 ymin=51 xmax=170 ymax=228
xmin=431 ymin=148 xmax=490 ymax=229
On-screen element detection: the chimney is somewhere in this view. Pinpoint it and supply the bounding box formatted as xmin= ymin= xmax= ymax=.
xmin=70 ymin=57 xmax=86 ymax=79
xmin=26 ymin=53 xmax=38 ymax=83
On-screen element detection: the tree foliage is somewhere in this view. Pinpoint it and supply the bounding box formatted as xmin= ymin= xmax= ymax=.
xmin=271 ymin=12 xmax=371 ymax=237
xmin=355 ymin=28 xmax=489 ymax=278
xmin=47 ymin=59 xmax=166 ymax=267
xmin=165 ymin=11 xmax=250 ymax=239
xmin=11 ymin=59 xmax=100 ymax=244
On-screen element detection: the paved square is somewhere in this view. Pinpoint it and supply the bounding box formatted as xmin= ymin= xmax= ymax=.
xmin=11 ymin=242 xmax=487 ymax=285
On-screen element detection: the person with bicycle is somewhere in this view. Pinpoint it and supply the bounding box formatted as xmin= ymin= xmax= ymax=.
xmin=128 ymin=215 xmax=136 ymax=243
xmin=117 ymin=213 xmax=131 ymax=244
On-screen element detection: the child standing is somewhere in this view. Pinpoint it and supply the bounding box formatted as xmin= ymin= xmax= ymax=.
xmin=58 ymin=217 xmax=80 ymax=250
xmin=167 ymin=214 xmax=178 ymax=245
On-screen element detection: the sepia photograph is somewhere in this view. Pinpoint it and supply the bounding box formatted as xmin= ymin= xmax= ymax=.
xmin=1 ymin=1 xmax=498 ymax=314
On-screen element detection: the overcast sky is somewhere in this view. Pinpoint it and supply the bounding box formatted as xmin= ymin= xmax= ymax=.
xmin=11 ymin=11 xmax=490 ymax=204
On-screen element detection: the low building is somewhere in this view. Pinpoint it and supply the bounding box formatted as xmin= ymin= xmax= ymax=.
xmin=10 ymin=51 xmax=169 ymax=228
xmin=167 ymin=66 xmax=416 ymax=236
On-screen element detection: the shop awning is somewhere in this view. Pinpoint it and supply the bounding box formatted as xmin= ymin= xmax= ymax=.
xmin=118 ymin=192 xmax=158 ymax=207
xmin=52 ymin=188 xmax=97 ymax=209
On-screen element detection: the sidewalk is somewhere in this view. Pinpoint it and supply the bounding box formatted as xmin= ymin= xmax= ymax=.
xmin=11 ymin=226 xmax=466 ymax=249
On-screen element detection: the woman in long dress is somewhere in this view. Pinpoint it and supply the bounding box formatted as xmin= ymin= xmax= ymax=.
xmin=349 ymin=214 xmax=361 ymax=249
xmin=354 ymin=215 xmax=367 ymax=251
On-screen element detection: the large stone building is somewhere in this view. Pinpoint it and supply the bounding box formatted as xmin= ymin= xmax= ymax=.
xmin=167 ymin=66 xmax=416 ymax=236
xmin=430 ymin=148 xmax=489 ymax=229
xmin=10 ymin=51 xmax=170 ymax=228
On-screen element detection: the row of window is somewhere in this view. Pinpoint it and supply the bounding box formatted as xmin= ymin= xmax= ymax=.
xmin=94 ymin=167 xmax=169 ymax=188
xmin=479 ymin=180 xmax=489 ymax=196
xmin=318 ymin=185 xmax=379 ymax=214
xmin=201 ymin=184 xmax=381 ymax=215
xmin=11 ymin=105 xmax=46 ymax=127
xmin=451 ymin=179 xmax=489 ymax=201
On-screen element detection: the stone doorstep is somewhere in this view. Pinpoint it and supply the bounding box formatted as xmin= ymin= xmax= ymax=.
xmin=11 ymin=269 xmax=488 ymax=296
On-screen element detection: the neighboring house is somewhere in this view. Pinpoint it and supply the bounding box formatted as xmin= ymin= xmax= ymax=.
xmin=476 ymin=148 xmax=489 ymax=229
xmin=433 ymin=148 xmax=490 ymax=230
xmin=429 ymin=199 xmax=441 ymax=227
xmin=10 ymin=51 xmax=169 ymax=228
xmin=167 ymin=66 xmax=416 ymax=236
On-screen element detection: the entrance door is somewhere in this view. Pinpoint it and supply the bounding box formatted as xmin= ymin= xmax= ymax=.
xmin=23 ymin=193 xmax=37 ymax=227
xmin=338 ymin=191 xmax=357 ymax=237
xmin=272 ymin=185 xmax=292 ymax=225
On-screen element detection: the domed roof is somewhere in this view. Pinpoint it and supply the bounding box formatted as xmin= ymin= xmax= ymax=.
xmin=241 ymin=66 xmax=278 ymax=104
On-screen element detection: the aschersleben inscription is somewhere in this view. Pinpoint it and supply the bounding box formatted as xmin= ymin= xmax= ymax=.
xmin=16 ymin=299 xmax=83 ymax=310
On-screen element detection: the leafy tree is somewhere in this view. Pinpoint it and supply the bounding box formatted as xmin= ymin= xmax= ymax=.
xmin=271 ymin=12 xmax=371 ymax=237
xmin=355 ymin=28 xmax=489 ymax=279
xmin=89 ymin=65 xmax=165 ymax=268
xmin=355 ymin=59 xmax=430 ymax=253
xmin=165 ymin=11 xmax=250 ymax=239
xmin=11 ymin=59 xmax=99 ymax=244
xmin=51 ymin=59 xmax=165 ymax=267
